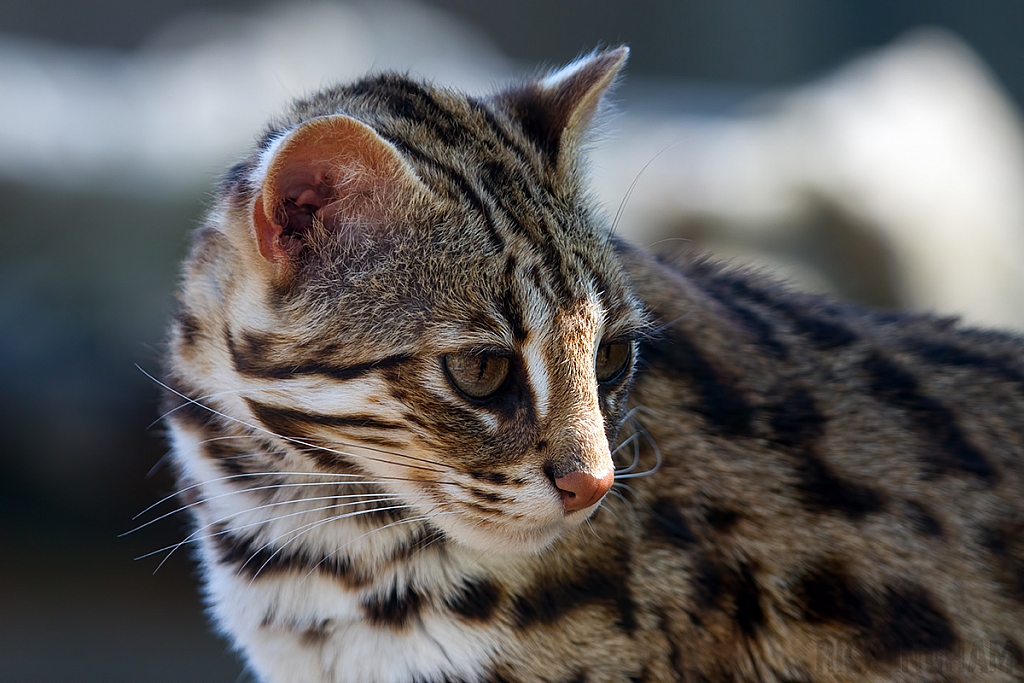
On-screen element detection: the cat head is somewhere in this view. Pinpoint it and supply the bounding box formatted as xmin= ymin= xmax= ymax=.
xmin=171 ymin=47 xmax=649 ymax=553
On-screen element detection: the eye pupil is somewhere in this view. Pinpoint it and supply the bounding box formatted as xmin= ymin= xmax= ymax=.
xmin=444 ymin=353 xmax=511 ymax=399
xmin=595 ymin=342 xmax=631 ymax=383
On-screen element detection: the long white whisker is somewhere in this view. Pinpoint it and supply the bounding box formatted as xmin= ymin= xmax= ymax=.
xmin=610 ymin=138 xmax=690 ymax=236
xmin=134 ymin=470 xmax=381 ymax=520
xmin=124 ymin=484 xmax=412 ymax=535
xmin=246 ymin=504 xmax=431 ymax=583
xmin=145 ymin=496 xmax=430 ymax=571
xmin=299 ymin=513 xmax=457 ymax=585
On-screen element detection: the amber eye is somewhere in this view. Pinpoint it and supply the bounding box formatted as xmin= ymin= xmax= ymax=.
xmin=443 ymin=353 xmax=511 ymax=399
xmin=595 ymin=342 xmax=631 ymax=383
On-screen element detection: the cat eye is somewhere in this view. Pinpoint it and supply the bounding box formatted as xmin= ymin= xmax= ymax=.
xmin=443 ymin=353 xmax=511 ymax=399
xmin=595 ymin=342 xmax=632 ymax=383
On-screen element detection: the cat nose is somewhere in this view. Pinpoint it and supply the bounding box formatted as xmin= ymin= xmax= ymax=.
xmin=554 ymin=469 xmax=614 ymax=512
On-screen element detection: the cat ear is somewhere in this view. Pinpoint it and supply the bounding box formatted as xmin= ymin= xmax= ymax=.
xmin=494 ymin=46 xmax=628 ymax=166
xmin=251 ymin=115 xmax=424 ymax=276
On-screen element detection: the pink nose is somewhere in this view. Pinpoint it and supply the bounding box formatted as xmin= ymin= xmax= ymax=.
xmin=554 ymin=470 xmax=614 ymax=512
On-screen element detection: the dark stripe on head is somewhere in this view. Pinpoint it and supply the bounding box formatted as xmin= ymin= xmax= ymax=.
xmin=469 ymin=471 xmax=509 ymax=485
xmin=446 ymin=578 xmax=503 ymax=622
xmin=862 ymin=351 xmax=996 ymax=482
xmin=246 ymin=399 xmax=404 ymax=437
xmin=228 ymin=331 xmax=412 ymax=382
xmin=467 ymin=96 xmax=537 ymax=173
xmin=500 ymin=257 xmax=529 ymax=342
xmin=642 ymin=329 xmax=755 ymax=437
xmin=388 ymin=140 xmax=505 ymax=252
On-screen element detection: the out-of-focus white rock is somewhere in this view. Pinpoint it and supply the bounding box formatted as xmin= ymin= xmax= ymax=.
xmin=594 ymin=29 xmax=1024 ymax=329
xmin=0 ymin=1 xmax=511 ymax=192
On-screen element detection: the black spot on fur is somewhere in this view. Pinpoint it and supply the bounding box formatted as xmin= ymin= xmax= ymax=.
xmin=980 ymin=523 xmax=1024 ymax=603
xmin=649 ymin=498 xmax=697 ymax=548
xmin=781 ymin=305 xmax=859 ymax=350
xmin=705 ymin=507 xmax=740 ymax=532
xmin=361 ymin=584 xmax=424 ymax=629
xmin=642 ymin=330 xmax=754 ymax=437
xmin=905 ymin=501 xmax=944 ymax=538
xmin=792 ymin=449 xmax=884 ymax=518
xmin=795 ymin=559 xmax=871 ymax=629
xmin=733 ymin=564 xmax=765 ymax=636
xmin=869 ymin=586 xmax=956 ymax=660
xmin=691 ymin=555 xmax=724 ymax=609
xmin=769 ymin=389 xmax=883 ymax=518
xmin=699 ymin=269 xmax=858 ymax=350
xmin=513 ymin=558 xmax=636 ymax=634
xmin=769 ymin=388 xmax=826 ymax=446
xmin=1004 ymin=639 xmax=1024 ymax=670
xmin=795 ymin=560 xmax=956 ymax=661
xmin=862 ymin=351 xmax=996 ymax=482
xmin=446 ymin=578 xmax=502 ymax=622
xmin=905 ymin=337 xmax=1024 ymax=393
xmin=703 ymin=290 xmax=789 ymax=360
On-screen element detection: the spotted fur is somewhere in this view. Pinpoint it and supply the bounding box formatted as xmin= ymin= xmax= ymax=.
xmin=161 ymin=48 xmax=1024 ymax=682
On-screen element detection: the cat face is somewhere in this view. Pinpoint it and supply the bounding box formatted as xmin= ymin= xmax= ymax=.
xmin=170 ymin=49 xmax=647 ymax=553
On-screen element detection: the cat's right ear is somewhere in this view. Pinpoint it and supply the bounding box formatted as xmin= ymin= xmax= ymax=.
xmin=493 ymin=47 xmax=628 ymax=170
xmin=248 ymin=115 xmax=425 ymax=280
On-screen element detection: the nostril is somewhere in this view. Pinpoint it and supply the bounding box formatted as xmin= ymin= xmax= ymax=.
xmin=554 ymin=470 xmax=614 ymax=512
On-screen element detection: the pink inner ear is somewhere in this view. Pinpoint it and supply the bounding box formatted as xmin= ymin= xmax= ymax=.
xmin=254 ymin=115 xmax=423 ymax=270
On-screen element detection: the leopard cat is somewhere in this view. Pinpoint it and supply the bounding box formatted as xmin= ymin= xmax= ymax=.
xmin=160 ymin=47 xmax=1024 ymax=683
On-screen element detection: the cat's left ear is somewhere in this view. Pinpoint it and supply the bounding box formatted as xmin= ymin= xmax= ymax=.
xmin=493 ymin=46 xmax=628 ymax=168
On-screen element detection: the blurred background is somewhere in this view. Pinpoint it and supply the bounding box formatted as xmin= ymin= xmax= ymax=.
xmin=2 ymin=1 xmax=1024 ymax=681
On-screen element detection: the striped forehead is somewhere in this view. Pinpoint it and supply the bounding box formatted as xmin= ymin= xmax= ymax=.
xmin=516 ymin=269 xmax=603 ymax=421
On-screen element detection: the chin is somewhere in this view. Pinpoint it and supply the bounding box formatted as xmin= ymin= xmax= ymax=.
xmin=438 ymin=509 xmax=596 ymax=555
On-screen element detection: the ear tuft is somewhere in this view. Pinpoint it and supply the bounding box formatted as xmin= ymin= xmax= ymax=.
xmin=252 ymin=115 xmax=422 ymax=276
xmin=494 ymin=46 xmax=628 ymax=166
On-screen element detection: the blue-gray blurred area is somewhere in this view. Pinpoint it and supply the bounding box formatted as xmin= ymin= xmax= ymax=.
xmin=2 ymin=2 xmax=1024 ymax=681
